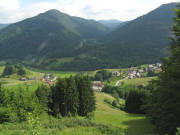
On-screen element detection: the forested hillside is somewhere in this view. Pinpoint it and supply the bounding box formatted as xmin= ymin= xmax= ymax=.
xmin=98 ymin=20 xmax=125 ymax=30
xmin=0 ymin=9 xmax=108 ymax=59
xmin=0 ymin=3 xmax=178 ymax=71
xmin=59 ymin=3 xmax=177 ymax=70
xmin=0 ymin=24 xmax=9 ymax=30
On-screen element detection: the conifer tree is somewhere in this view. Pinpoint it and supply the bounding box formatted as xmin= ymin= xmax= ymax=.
xmin=36 ymin=85 xmax=50 ymax=112
xmin=51 ymin=78 xmax=67 ymax=116
xmin=66 ymin=76 xmax=79 ymax=116
xmin=145 ymin=4 xmax=180 ymax=135
xmin=78 ymin=76 xmax=96 ymax=116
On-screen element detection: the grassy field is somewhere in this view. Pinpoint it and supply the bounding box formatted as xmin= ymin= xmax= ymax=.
xmin=0 ymin=66 xmax=44 ymax=88
xmin=27 ymin=67 xmax=78 ymax=78
xmin=0 ymin=92 xmax=157 ymax=135
xmin=0 ymin=65 xmax=158 ymax=135
xmin=121 ymin=77 xmax=157 ymax=87
xmin=94 ymin=92 xmax=157 ymax=135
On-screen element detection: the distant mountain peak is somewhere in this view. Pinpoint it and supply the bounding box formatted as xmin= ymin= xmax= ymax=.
xmin=45 ymin=9 xmax=62 ymax=14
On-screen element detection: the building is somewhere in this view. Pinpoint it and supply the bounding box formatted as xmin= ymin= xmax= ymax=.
xmin=138 ymin=69 xmax=144 ymax=73
xmin=20 ymin=77 xmax=26 ymax=81
xmin=112 ymin=71 xmax=121 ymax=77
xmin=136 ymin=72 xmax=141 ymax=78
xmin=156 ymin=63 xmax=162 ymax=68
xmin=92 ymin=81 xmax=104 ymax=91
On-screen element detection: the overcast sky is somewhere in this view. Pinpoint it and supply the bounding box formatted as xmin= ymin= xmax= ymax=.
xmin=0 ymin=0 xmax=179 ymax=24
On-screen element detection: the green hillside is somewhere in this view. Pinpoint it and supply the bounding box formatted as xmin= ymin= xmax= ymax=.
xmin=0 ymin=90 xmax=157 ymax=135
xmin=0 ymin=3 xmax=177 ymax=71
xmin=51 ymin=3 xmax=177 ymax=71
xmin=0 ymin=9 xmax=108 ymax=59
xmin=0 ymin=24 xmax=9 ymax=30
xmin=98 ymin=19 xmax=126 ymax=30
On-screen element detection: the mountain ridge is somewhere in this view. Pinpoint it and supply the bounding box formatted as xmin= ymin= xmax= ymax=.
xmin=0 ymin=3 xmax=178 ymax=71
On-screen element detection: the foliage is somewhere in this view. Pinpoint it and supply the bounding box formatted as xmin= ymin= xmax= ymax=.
xmin=125 ymin=90 xmax=148 ymax=114
xmin=94 ymin=70 xmax=112 ymax=81
xmin=27 ymin=112 xmax=44 ymax=135
xmin=0 ymin=86 xmax=41 ymax=123
xmin=36 ymin=85 xmax=51 ymax=112
xmin=176 ymin=128 xmax=180 ymax=135
xmin=77 ymin=76 xmax=96 ymax=116
xmin=102 ymin=84 xmax=133 ymax=99
xmin=17 ymin=65 xmax=26 ymax=76
xmin=50 ymin=76 xmax=96 ymax=117
xmin=144 ymin=4 xmax=180 ymax=135
xmin=2 ymin=64 xmax=26 ymax=76
xmin=2 ymin=64 xmax=16 ymax=76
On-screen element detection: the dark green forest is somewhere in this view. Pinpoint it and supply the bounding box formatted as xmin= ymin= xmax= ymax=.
xmin=0 ymin=3 xmax=178 ymax=71
xmin=101 ymin=5 xmax=180 ymax=135
xmin=0 ymin=75 xmax=96 ymax=123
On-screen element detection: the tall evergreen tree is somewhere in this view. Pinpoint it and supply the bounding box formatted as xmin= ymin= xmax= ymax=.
xmin=3 ymin=65 xmax=16 ymax=76
xmin=51 ymin=78 xmax=67 ymax=116
xmin=145 ymin=4 xmax=180 ymax=135
xmin=78 ymin=76 xmax=96 ymax=116
xmin=66 ymin=76 xmax=79 ymax=116
xmin=36 ymin=85 xmax=50 ymax=112
xmin=125 ymin=90 xmax=147 ymax=114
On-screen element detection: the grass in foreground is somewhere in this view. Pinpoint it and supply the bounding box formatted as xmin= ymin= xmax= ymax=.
xmin=0 ymin=92 xmax=157 ymax=135
xmin=94 ymin=92 xmax=158 ymax=135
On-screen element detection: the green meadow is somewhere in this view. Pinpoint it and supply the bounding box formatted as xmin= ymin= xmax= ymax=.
xmin=121 ymin=77 xmax=157 ymax=87
xmin=0 ymin=92 xmax=157 ymax=135
xmin=0 ymin=66 xmax=158 ymax=135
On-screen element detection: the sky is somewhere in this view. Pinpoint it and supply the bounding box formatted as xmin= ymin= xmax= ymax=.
xmin=0 ymin=0 xmax=179 ymax=24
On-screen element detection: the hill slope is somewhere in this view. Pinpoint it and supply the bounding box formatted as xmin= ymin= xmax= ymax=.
xmin=0 ymin=3 xmax=177 ymax=71
xmin=59 ymin=3 xmax=177 ymax=70
xmin=0 ymin=9 xmax=108 ymax=59
xmin=0 ymin=24 xmax=9 ymax=30
xmin=98 ymin=19 xmax=125 ymax=30
xmin=104 ymin=3 xmax=176 ymax=46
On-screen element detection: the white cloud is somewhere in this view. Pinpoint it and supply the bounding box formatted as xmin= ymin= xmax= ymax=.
xmin=0 ymin=0 xmax=179 ymax=23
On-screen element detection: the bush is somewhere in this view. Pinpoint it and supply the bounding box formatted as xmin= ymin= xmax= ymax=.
xmin=86 ymin=112 xmax=95 ymax=120
xmin=176 ymin=128 xmax=180 ymax=135
xmin=125 ymin=90 xmax=147 ymax=114
xmin=0 ymin=107 xmax=11 ymax=123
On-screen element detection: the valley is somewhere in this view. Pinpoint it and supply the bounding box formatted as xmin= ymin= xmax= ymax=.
xmin=0 ymin=65 xmax=157 ymax=135
xmin=0 ymin=1 xmax=179 ymax=135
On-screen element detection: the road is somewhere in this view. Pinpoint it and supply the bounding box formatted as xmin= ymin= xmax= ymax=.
xmin=115 ymin=77 xmax=128 ymax=86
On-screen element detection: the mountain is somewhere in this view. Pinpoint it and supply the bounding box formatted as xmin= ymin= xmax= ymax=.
xmin=104 ymin=3 xmax=176 ymax=45
xmin=0 ymin=24 xmax=9 ymax=30
xmin=0 ymin=9 xmax=109 ymax=60
xmin=0 ymin=3 xmax=178 ymax=71
xmin=98 ymin=19 xmax=125 ymax=30
xmin=57 ymin=3 xmax=177 ymax=70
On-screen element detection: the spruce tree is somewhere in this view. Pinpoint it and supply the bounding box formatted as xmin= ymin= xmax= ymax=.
xmin=145 ymin=4 xmax=180 ymax=135
xmin=78 ymin=76 xmax=96 ymax=116
xmin=66 ymin=76 xmax=79 ymax=116
xmin=35 ymin=85 xmax=50 ymax=112
xmin=51 ymin=78 xmax=67 ymax=116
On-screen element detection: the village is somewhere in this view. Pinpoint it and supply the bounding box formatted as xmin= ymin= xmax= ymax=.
xmin=92 ymin=63 xmax=162 ymax=91
xmin=20 ymin=73 xmax=57 ymax=85
xmin=19 ymin=63 xmax=162 ymax=91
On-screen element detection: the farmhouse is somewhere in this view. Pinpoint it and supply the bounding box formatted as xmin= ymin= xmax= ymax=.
xmin=138 ymin=69 xmax=144 ymax=73
xmin=156 ymin=63 xmax=162 ymax=68
xmin=112 ymin=71 xmax=121 ymax=76
xmin=42 ymin=73 xmax=57 ymax=85
xmin=92 ymin=81 xmax=104 ymax=91
xmin=20 ymin=77 xmax=27 ymax=81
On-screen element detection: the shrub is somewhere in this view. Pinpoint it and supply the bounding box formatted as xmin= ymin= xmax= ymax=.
xmin=125 ymin=90 xmax=147 ymax=114
xmin=0 ymin=107 xmax=10 ymax=123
